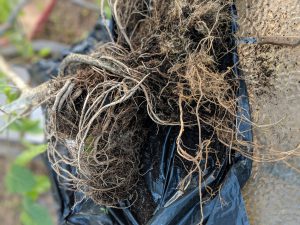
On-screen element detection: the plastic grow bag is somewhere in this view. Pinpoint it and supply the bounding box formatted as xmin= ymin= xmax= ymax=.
xmin=32 ymin=4 xmax=253 ymax=225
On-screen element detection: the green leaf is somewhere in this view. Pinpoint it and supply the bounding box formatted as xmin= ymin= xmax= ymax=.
xmin=38 ymin=48 xmax=51 ymax=58
xmin=8 ymin=31 xmax=34 ymax=57
xmin=104 ymin=0 xmax=112 ymax=19
xmin=3 ymin=86 xmax=20 ymax=103
xmin=26 ymin=175 xmax=51 ymax=200
xmin=20 ymin=210 xmax=33 ymax=225
xmin=15 ymin=144 xmax=47 ymax=166
xmin=9 ymin=118 xmax=43 ymax=134
xmin=5 ymin=164 xmax=36 ymax=194
xmin=33 ymin=175 xmax=51 ymax=195
xmin=0 ymin=0 xmax=11 ymax=22
xmin=0 ymin=71 xmax=7 ymax=86
xmin=21 ymin=198 xmax=53 ymax=225
xmin=96 ymin=0 xmax=111 ymax=19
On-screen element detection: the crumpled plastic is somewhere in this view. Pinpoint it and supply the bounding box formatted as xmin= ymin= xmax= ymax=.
xmin=34 ymin=4 xmax=253 ymax=224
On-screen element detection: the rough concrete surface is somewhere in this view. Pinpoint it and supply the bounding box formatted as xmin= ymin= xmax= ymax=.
xmin=236 ymin=0 xmax=300 ymax=224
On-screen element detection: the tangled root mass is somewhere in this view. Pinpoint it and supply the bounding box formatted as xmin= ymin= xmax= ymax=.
xmin=47 ymin=0 xmax=242 ymax=207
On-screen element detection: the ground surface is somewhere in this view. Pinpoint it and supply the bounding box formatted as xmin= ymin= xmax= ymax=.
xmin=236 ymin=0 xmax=300 ymax=224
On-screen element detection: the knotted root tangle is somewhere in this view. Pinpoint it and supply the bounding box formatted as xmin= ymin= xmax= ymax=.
xmin=47 ymin=0 xmax=243 ymax=210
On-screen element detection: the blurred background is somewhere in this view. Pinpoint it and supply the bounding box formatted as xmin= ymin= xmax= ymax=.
xmin=0 ymin=1 xmax=100 ymax=224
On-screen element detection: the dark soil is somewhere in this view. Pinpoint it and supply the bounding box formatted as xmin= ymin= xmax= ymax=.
xmin=240 ymin=44 xmax=280 ymax=96
xmin=131 ymin=178 xmax=156 ymax=224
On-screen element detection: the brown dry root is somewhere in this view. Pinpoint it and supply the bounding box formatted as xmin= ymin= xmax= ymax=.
xmin=47 ymin=0 xmax=242 ymax=210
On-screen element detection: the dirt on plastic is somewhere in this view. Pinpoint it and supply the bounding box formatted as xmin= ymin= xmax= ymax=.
xmin=236 ymin=0 xmax=300 ymax=224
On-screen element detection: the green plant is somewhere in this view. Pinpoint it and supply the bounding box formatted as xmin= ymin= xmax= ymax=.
xmin=0 ymin=0 xmax=51 ymax=60
xmin=96 ymin=0 xmax=112 ymax=19
xmin=0 ymin=0 xmax=16 ymax=22
xmin=1 ymin=71 xmax=53 ymax=225
xmin=5 ymin=146 xmax=53 ymax=225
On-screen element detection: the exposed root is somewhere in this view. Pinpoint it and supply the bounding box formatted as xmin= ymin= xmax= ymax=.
xmin=47 ymin=0 xmax=249 ymax=214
